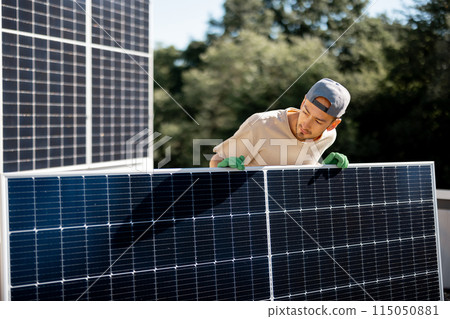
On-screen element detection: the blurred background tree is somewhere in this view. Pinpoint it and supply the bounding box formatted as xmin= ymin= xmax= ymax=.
xmin=153 ymin=0 xmax=450 ymax=188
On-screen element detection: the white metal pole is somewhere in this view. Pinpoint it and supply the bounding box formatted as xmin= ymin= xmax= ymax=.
xmin=147 ymin=0 xmax=154 ymax=172
xmin=85 ymin=0 xmax=93 ymax=167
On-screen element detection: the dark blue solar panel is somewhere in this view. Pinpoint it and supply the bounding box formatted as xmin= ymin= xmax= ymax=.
xmin=5 ymin=170 xmax=270 ymax=300
xmin=4 ymin=164 xmax=442 ymax=300
xmin=267 ymin=165 xmax=441 ymax=301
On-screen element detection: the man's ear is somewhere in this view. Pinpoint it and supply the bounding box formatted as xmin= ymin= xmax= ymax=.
xmin=327 ymin=118 xmax=342 ymax=131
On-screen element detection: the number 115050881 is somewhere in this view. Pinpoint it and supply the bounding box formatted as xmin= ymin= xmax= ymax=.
xmin=373 ymin=305 xmax=439 ymax=316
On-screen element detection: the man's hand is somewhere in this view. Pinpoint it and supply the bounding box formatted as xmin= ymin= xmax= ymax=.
xmin=217 ymin=155 xmax=246 ymax=170
xmin=323 ymin=152 xmax=349 ymax=169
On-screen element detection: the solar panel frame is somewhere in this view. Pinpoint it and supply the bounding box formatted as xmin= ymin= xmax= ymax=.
xmin=0 ymin=162 xmax=444 ymax=301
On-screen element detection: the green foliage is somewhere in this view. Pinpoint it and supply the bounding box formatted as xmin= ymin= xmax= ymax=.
xmin=262 ymin=0 xmax=369 ymax=39
xmin=153 ymin=0 xmax=450 ymax=188
xmin=153 ymin=45 xmax=183 ymax=94
xmin=350 ymin=0 xmax=450 ymax=187
xmin=210 ymin=0 xmax=275 ymax=37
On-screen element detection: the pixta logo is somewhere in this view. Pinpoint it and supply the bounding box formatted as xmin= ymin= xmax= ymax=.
xmin=126 ymin=129 xmax=172 ymax=171
xmin=192 ymin=139 xmax=223 ymax=165
xmin=193 ymin=138 xmax=325 ymax=166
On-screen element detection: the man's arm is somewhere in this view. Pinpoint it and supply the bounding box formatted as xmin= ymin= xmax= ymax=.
xmin=209 ymin=154 xmax=225 ymax=168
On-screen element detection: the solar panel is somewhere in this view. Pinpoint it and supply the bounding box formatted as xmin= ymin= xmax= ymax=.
xmin=0 ymin=163 xmax=443 ymax=300
xmin=91 ymin=48 xmax=149 ymax=163
xmin=1 ymin=0 xmax=151 ymax=173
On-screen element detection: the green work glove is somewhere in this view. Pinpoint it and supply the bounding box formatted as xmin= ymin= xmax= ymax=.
xmin=217 ymin=155 xmax=246 ymax=170
xmin=323 ymin=152 xmax=349 ymax=169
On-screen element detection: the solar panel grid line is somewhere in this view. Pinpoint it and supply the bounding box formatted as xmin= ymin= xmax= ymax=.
xmin=277 ymin=270 xmax=439 ymax=301
xmin=227 ymin=172 xmax=239 ymax=300
xmin=30 ymin=35 xmax=36 ymax=170
xmin=91 ymin=49 xmax=149 ymax=163
xmin=2 ymin=1 xmax=86 ymax=41
xmin=3 ymin=178 xmax=432 ymax=232
xmin=388 ymin=168 xmax=434 ymax=298
xmin=2 ymin=31 xmax=87 ymax=170
xmin=268 ymin=234 xmax=438 ymax=258
xmin=326 ymin=168 xmax=339 ymax=289
xmin=266 ymin=196 xmax=433 ymax=217
xmin=315 ymin=178 xmax=328 ymax=296
xmin=282 ymin=207 xmax=375 ymax=300
xmin=357 ymin=168 xmax=373 ymax=296
xmin=89 ymin=41 xmax=150 ymax=58
xmin=260 ymin=172 xmax=362 ymax=300
xmin=297 ymin=176 xmax=310 ymax=299
xmin=1 ymin=28 xmax=151 ymax=59
xmin=260 ymin=171 xmax=274 ymax=301
xmin=84 ymin=0 xmax=93 ymax=167
xmin=283 ymin=171 xmax=305 ymax=298
xmin=208 ymin=172 xmax=229 ymax=300
xmin=381 ymin=167 xmax=409 ymax=299
xmin=268 ymin=165 xmax=440 ymax=302
xmin=1 ymin=23 xmax=86 ymax=49
xmin=76 ymin=175 xmax=199 ymax=300
xmin=194 ymin=172 xmax=213 ymax=295
xmin=84 ymin=1 xmax=149 ymax=52
xmin=90 ymin=0 xmax=148 ymax=52
xmin=208 ymin=219 xmax=220 ymax=298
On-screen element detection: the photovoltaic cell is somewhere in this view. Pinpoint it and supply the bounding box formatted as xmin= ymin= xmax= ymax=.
xmin=2 ymin=164 xmax=442 ymax=300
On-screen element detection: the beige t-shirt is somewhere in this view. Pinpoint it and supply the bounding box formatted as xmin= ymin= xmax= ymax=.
xmin=213 ymin=108 xmax=336 ymax=166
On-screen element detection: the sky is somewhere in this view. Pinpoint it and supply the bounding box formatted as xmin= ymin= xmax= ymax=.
xmin=152 ymin=0 xmax=416 ymax=50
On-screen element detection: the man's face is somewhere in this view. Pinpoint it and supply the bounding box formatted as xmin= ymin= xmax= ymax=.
xmin=295 ymin=97 xmax=337 ymax=141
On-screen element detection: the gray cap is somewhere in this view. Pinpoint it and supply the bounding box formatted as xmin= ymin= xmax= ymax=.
xmin=305 ymin=78 xmax=351 ymax=118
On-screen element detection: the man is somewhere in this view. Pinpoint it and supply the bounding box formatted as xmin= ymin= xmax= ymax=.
xmin=209 ymin=78 xmax=350 ymax=170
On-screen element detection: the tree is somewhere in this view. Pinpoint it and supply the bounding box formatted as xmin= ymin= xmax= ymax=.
xmin=153 ymin=42 xmax=210 ymax=168
xmin=209 ymin=0 xmax=275 ymax=38
xmin=352 ymin=0 xmax=450 ymax=188
xmin=153 ymin=45 xmax=183 ymax=94
xmin=249 ymin=0 xmax=368 ymax=39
